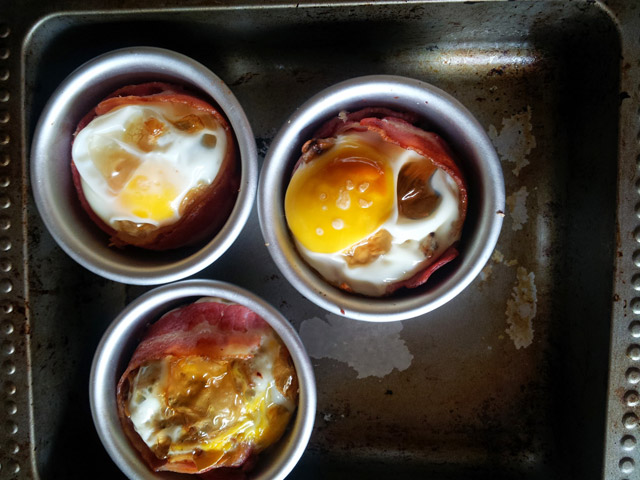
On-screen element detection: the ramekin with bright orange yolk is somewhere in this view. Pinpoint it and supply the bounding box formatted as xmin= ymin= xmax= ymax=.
xmin=285 ymin=129 xmax=462 ymax=296
xmin=72 ymin=102 xmax=227 ymax=232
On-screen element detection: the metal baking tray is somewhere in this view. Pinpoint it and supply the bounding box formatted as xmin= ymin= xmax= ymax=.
xmin=1 ymin=0 xmax=638 ymax=478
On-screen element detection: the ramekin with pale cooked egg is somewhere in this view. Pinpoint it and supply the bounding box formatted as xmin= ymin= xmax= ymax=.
xmin=30 ymin=47 xmax=257 ymax=284
xmin=71 ymin=82 xmax=239 ymax=251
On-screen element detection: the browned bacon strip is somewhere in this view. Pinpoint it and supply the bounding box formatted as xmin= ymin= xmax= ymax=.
xmin=122 ymin=301 xmax=269 ymax=375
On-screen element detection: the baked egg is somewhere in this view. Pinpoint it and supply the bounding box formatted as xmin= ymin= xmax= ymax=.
xmin=284 ymin=109 xmax=467 ymax=296
xmin=117 ymin=298 xmax=298 ymax=474
xmin=71 ymin=83 xmax=238 ymax=250
xmin=73 ymin=104 xmax=226 ymax=229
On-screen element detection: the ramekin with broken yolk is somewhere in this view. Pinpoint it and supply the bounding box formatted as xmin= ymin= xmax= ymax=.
xmin=116 ymin=298 xmax=298 ymax=475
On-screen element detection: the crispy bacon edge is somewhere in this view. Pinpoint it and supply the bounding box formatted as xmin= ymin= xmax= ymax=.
xmin=293 ymin=107 xmax=469 ymax=296
xmin=70 ymin=82 xmax=240 ymax=251
xmin=116 ymin=301 xmax=273 ymax=476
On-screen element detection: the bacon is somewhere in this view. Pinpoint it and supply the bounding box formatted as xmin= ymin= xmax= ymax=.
xmin=298 ymin=108 xmax=468 ymax=294
xmin=96 ymin=83 xmax=220 ymax=116
xmin=155 ymin=445 xmax=254 ymax=476
xmin=122 ymin=301 xmax=270 ymax=374
xmin=71 ymin=82 xmax=239 ymax=250
xmin=156 ymin=448 xmax=254 ymax=477
xmin=74 ymin=82 xmax=226 ymax=143
xmin=197 ymin=456 xmax=258 ymax=480
xmin=116 ymin=300 xmax=271 ymax=476
xmin=311 ymin=107 xmax=419 ymax=139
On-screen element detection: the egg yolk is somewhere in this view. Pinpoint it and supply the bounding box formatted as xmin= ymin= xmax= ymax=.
xmin=120 ymin=174 xmax=178 ymax=223
xmin=285 ymin=136 xmax=394 ymax=254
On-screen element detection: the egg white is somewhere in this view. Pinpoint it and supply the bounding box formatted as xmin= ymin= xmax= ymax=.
xmin=72 ymin=103 xmax=228 ymax=228
xmin=292 ymin=131 xmax=461 ymax=296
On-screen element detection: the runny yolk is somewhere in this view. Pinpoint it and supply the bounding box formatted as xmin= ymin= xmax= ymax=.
xmin=285 ymin=136 xmax=394 ymax=253
xmin=120 ymin=174 xmax=178 ymax=222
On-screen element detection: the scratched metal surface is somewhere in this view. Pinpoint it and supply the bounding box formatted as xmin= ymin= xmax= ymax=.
xmin=0 ymin=0 xmax=638 ymax=478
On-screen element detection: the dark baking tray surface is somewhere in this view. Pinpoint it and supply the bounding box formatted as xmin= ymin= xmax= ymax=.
xmin=2 ymin=1 xmax=639 ymax=479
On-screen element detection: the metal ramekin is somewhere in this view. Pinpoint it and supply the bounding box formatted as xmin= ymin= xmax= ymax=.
xmin=90 ymin=279 xmax=316 ymax=480
xmin=258 ymin=75 xmax=504 ymax=322
xmin=30 ymin=47 xmax=257 ymax=284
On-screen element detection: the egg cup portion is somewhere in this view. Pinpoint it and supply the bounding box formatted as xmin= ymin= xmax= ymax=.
xmin=31 ymin=47 xmax=257 ymax=285
xmin=72 ymin=82 xmax=239 ymax=251
xmin=90 ymin=279 xmax=316 ymax=480
xmin=117 ymin=298 xmax=298 ymax=475
xmin=285 ymin=107 xmax=468 ymax=297
xmin=259 ymin=75 xmax=504 ymax=321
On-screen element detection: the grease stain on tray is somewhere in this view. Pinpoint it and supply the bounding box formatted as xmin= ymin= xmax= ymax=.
xmin=506 ymin=266 xmax=537 ymax=349
xmin=299 ymin=314 xmax=413 ymax=378
xmin=488 ymin=106 xmax=536 ymax=176
xmin=506 ymin=186 xmax=529 ymax=231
